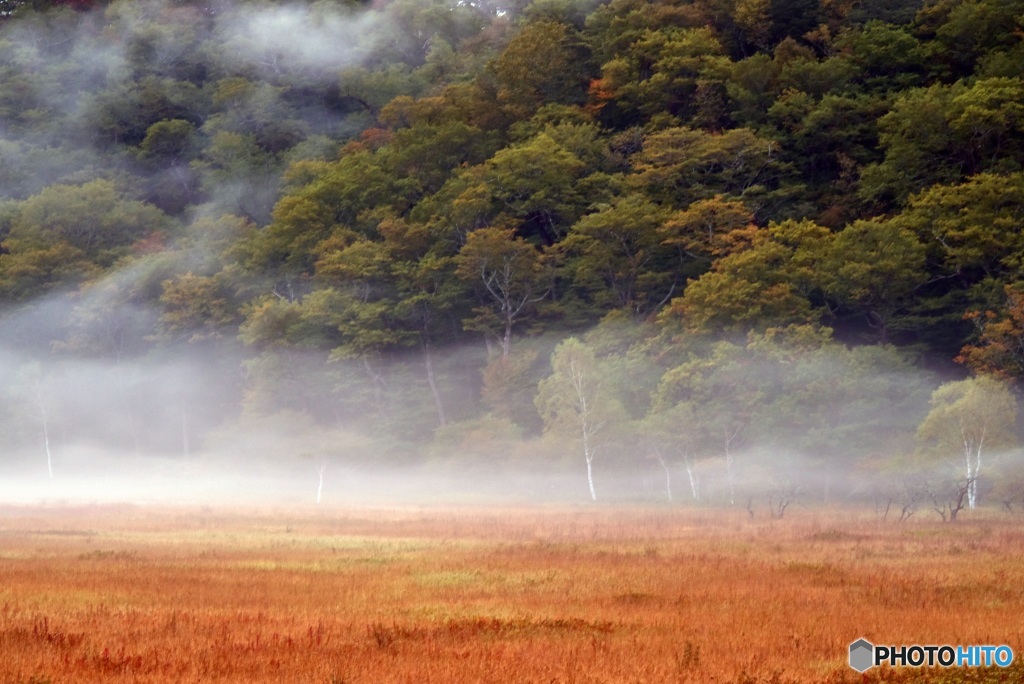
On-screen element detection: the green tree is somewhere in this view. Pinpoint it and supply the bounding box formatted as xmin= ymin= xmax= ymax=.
xmin=630 ymin=126 xmax=793 ymax=215
xmin=591 ymin=27 xmax=729 ymax=127
xmin=492 ymin=20 xmax=592 ymax=119
xmin=924 ymin=0 xmax=1024 ymax=79
xmin=557 ymin=193 xmax=675 ymax=316
xmin=916 ymin=375 xmax=1017 ymax=508
xmin=85 ymin=76 xmax=205 ymax=147
xmin=536 ymin=337 xmax=625 ymax=500
xmin=861 ymin=80 xmax=1024 ymax=208
xmin=639 ymin=399 xmax=705 ymax=501
xmin=0 ymin=180 xmax=172 ymax=299
xmin=819 ymin=218 xmax=928 ymax=343
xmin=890 ymin=172 xmax=1024 ymax=282
xmin=480 ymin=132 xmax=597 ymax=244
xmin=843 ymin=21 xmax=926 ymax=92
xmin=455 ymin=227 xmax=550 ymax=358
xmin=654 ymin=337 xmax=771 ymax=504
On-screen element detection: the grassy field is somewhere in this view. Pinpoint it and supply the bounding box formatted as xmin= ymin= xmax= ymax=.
xmin=0 ymin=504 xmax=1023 ymax=683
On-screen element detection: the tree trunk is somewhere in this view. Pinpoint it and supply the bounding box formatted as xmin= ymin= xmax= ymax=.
xmin=583 ymin=425 xmax=597 ymax=501
xmin=723 ymin=424 xmax=741 ymax=505
xmin=653 ymin=452 xmax=672 ymax=502
xmin=363 ymin=356 xmax=384 ymax=407
xmin=502 ymin=318 xmax=512 ymax=358
xmin=34 ymin=380 xmax=52 ymax=479
xmin=423 ymin=344 xmax=447 ymax=427
xmin=42 ymin=414 xmax=52 ymax=480
xmin=316 ymin=464 xmax=326 ymax=505
xmin=585 ymin=452 xmax=597 ymax=502
xmin=965 ymin=434 xmax=983 ymax=510
xmin=683 ymin=454 xmax=699 ymax=501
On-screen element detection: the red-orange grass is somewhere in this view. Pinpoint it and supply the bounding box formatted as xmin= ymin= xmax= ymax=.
xmin=0 ymin=505 xmax=1022 ymax=683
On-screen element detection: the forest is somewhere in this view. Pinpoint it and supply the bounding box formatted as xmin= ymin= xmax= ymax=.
xmin=0 ymin=0 xmax=1022 ymax=507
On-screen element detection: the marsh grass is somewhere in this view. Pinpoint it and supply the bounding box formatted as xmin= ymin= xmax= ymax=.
xmin=0 ymin=505 xmax=1022 ymax=682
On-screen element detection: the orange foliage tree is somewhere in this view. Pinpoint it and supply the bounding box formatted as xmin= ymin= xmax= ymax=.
xmin=957 ymin=283 xmax=1024 ymax=382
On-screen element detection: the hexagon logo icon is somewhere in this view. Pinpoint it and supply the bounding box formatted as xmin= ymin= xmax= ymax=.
xmin=849 ymin=638 xmax=874 ymax=672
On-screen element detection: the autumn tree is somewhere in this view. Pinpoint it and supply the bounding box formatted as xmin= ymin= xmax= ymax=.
xmin=958 ymin=284 xmax=1024 ymax=382
xmin=0 ymin=180 xmax=173 ymax=300
xmin=591 ymin=27 xmax=729 ymax=126
xmin=659 ymin=195 xmax=755 ymax=266
xmin=666 ymin=219 xmax=829 ymax=334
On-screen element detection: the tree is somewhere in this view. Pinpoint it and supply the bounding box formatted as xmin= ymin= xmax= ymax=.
xmin=479 ymin=132 xmax=595 ymax=245
xmin=630 ymin=126 xmax=793 ymax=215
xmin=756 ymin=337 xmax=933 ymax=497
xmin=890 ymin=172 xmax=1024 ymax=282
xmin=536 ymin=337 xmax=624 ymax=501
xmin=157 ymin=272 xmax=239 ymax=343
xmin=557 ymin=193 xmax=675 ymax=316
xmin=653 ymin=338 xmax=770 ymax=504
xmin=492 ymin=20 xmax=592 ymax=119
xmin=390 ymin=250 xmax=468 ymax=428
xmin=665 ymin=219 xmax=829 ymax=334
xmin=590 ymin=27 xmax=729 ymax=126
xmin=249 ymin=149 xmax=396 ymax=280
xmin=819 ymin=218 xmax=929 ymax=343
xmin=927 ymin=0 xmax=1024 ymax=79
xmin=13 ymin=360 xmax=55 ymax=479
xmin=861 ymin=81 xmax=1024 ymax=208
xmin=192 ymin=130 xmax=282 ymax=226
xmin=659 ymin=195 xmax=755 ymax=265
xmin=0 ymin=180 xmax=173 ymax=300
xmin=958 ymin=283 xmax=1024 ymax=381
xmin=85 ymin=76 xmax=205 ymax=148
xmin=733 ymin=0 xmax=772 ymax=51
xmin=916 ymin=375 xmax=1017 ymax=509
xmin=639 ymin=400 xmax=704 ymax=501
xmin=455 ymin=227 xmax=550 ymax=358
xmin=481 ymin=347 xmax=542 ymax=429
xmin=842 ymin=22 xmax=926 ymax=92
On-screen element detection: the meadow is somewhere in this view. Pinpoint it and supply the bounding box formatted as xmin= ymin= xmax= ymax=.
xmin=1 ymin=504 xmax=1023 ymax=683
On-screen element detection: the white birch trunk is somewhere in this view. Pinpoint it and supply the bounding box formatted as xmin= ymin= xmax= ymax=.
xmin=42 ymin=415 xmax=52 ymax=480
xmin=652 ymin=451 xmax=672 ymax=502
xmin=585 ymin=447 xmax=597 ymax=502
xmin=316 ymin=464 xmax=326 ymax=505
xmin=571 ymin=357 xmax=599 ymax=502
xmin=683 ymin=454 xmax=699 ymax=501
xmin=423 ymin=344 xmax=447 ymax=427
xmin=34 ymin=380 xmax=52 ymax=479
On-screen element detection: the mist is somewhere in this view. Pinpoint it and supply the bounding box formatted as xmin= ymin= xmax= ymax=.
xmin=0 ymin=0 xmax=1016 ymax=516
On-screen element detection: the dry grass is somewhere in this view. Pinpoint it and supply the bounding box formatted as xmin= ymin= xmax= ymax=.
xmin=0 ymin=504 xmax=1022 ymax=683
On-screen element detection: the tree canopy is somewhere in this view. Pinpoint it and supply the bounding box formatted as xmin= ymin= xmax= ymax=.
xmin=0 ymin=0 xmax=1023 ymax=504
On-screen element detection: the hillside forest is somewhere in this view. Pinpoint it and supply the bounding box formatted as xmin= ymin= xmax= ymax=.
xmin=0 ymin=0 xmax=1023 ymax=507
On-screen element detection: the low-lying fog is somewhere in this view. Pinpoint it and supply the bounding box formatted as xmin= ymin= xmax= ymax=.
xmin=0 ymin=0 xmax=1015 ymax=515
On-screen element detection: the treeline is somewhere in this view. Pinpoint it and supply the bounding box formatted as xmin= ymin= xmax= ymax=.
xmin=0 ymin=0 xmax=1023 ymax=504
